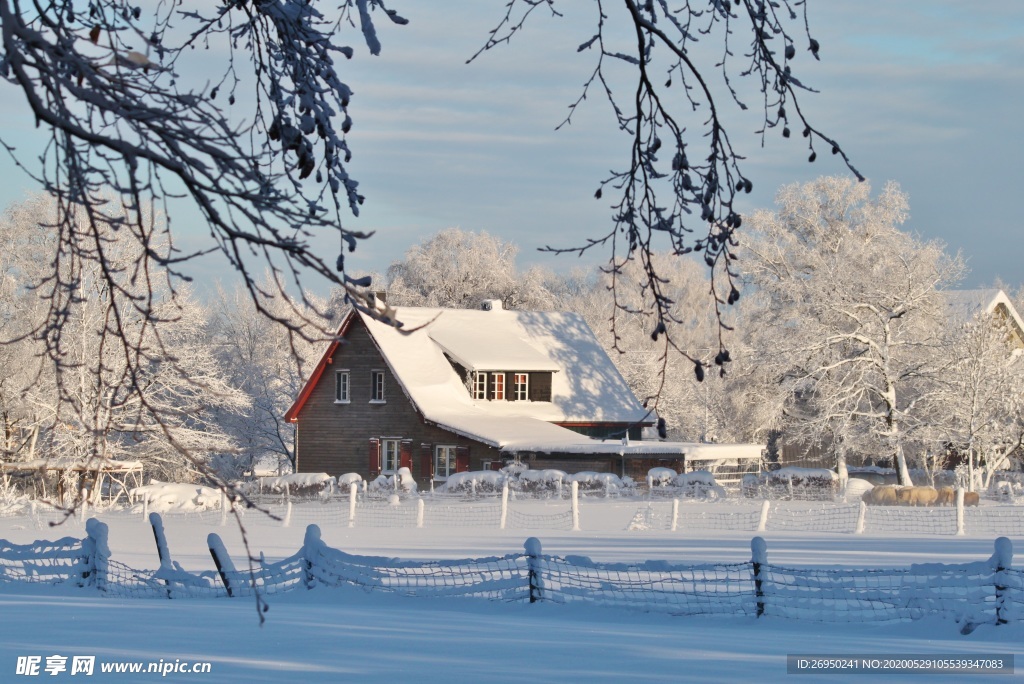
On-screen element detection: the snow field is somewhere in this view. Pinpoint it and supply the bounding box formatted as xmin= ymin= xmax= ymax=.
xmin=3 ymin=503 xmax=1024 ymax=682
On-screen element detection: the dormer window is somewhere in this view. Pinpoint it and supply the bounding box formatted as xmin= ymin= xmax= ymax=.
xmin=490 ymin=372 xmax=505 ymax=400
xmin=514 ymin=373 xmax=529 ymax=401
xmin=473 ymin=372 xmax=488 ymax=400
xmin=470 ymin=371 xmax=548 ymax=402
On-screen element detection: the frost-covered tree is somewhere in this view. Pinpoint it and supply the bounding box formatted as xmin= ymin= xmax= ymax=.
xmin=0 ymin=1 xmax=406 ymax=498
xmin=0 ymin=195 xmax=53 ymax=462
xmin=0 ymin=194 xmax=249 ymax=484
xmin=385 ymin=228 xmax=559 ymax=310
xmin=566 ymin=253 xmax=772 ymax=444
xmin=926 ymin=313 xmax=1024 ymax=491
xmin=742 ymin=177 xmax=965 ymax=485
xmin=209 ymin=278 xmax=337 ymax=475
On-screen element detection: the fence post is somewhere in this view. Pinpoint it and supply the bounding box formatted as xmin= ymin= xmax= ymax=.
xmin=417 ymin=498 xmax=425 ymax=528
xmin=499 ymin=483 xmax=509 ymax=530
xmin=993 ymin=537 xmax=1012 ymax=625
xmin=571 ymin=481 xmax=580 ymax=531
xmin=524 ymin=537 xmax=543 ymax=603
xmin=141 ymin=495 xmax=148 ymax=521
xmin=301 ymin=524 xmax=323 ymax=589
xmin=283 ymin=501 xmax=293 ymax=528
xmin=207 ymin=533 xmax=237 ymax=598
xmin=83 ymin=518 xmax=109 ymax=592
xmin=751 ymin=536 xmax=768 ymax=618
xmin=349 ymin=482 xmax=357 ymax=528
xmin=219 ymin=491 xmax=228 ymax=527
xmin=956 ymin=488 xmax=965 ymax=536
xmin=79 ymin=488 xmax=88 ymax=524
xmin=671 ymin=498 xmax=679 ymax=532
xmin=855 ymin=500 xmax=867 ymax=535
xmin=149 ymin=512 xmax=173 ymax=599
xmin=757 ymin=500 xmax=771 ymax=532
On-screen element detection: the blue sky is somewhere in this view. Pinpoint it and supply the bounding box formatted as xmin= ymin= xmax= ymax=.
xmin=1 ymin=1 xmax=1021 ymax=294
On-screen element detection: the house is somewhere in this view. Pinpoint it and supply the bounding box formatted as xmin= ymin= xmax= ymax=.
xmin=285 ymin=300 xmax=762 ymax=483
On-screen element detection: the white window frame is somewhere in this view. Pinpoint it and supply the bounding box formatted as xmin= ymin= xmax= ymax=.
xmin=370 ymin=369 xmax=386 ymax=403
xmin=334 ymin=369 xmax=350 ymax=403
xmin=490 ymin=372 xmax=505 ymax=401
xmin=513 ymin=373 xmax=529 ymax=401
xmin=473 ymin=372 xmax=488 ymax=400
xmin=381 ymin=438 xmax=401 ymax=473
xmin=434 ymin=445 xmax=457 ymax=480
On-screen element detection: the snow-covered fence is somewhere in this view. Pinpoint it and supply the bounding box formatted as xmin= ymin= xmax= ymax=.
xmin=301 ymin=525 xmax=529 ymax=600
xmin=2 ymin=522 xmax=1023 ymax=628
xmin=756 ymin=537 xmax=1021 ymax=629
xmin=0 ymin=518 xmax=108 ymax=589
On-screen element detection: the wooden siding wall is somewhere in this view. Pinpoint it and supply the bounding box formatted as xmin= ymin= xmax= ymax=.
xmin=293 ymin=317 xmax=501 ymax=480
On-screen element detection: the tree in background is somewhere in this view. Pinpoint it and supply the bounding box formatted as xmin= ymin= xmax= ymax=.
xmin=926 ymin=312 xmax=1024 ymax=491
xmin=385 ymin=228 xmax=559 ymax=310
xmin=209 ymin=278 xmax=337 ymax=476
xmin=0 ymin=194 xmax=53 ymax=462
xmin=742 ymin=177 xmax=965 ymax=485
xmin=0 ymin=195 xmax=249 ymax=486
xmin=564 ymin=253 xmax=748 ymax=441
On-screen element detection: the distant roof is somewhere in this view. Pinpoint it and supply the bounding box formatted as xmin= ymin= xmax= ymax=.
xmin=943 ymin=289 xmax=1024 ymax=343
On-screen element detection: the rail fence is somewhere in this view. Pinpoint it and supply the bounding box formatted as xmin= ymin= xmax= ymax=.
xmin=0 ymin=514 xmax=1021 ymax=630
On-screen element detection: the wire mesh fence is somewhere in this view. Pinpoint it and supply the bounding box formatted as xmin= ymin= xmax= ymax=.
xmin=9 ymin=493 xmax=1024 ymax=537
xmin=766 ymin=503 xmax=860 ymax=534
xmin=1 ymin=517 xmax=1022 ymax=629
xmin=0 ymin=535 xmax=89 ymax=585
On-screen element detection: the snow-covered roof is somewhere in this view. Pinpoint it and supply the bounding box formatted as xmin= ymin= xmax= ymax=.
xmin=943 ymin=289 xmax=1024 ymax=343
xmin=428 ymin=325 xmax=560 ymax=372
xmin=360 ymin=305 xmax=647 ymax=438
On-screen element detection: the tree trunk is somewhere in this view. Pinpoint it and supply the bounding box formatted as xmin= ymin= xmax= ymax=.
xmin=895 ymin=443 xmax=913 ymax=486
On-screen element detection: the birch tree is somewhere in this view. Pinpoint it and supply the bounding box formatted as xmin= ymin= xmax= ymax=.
xmin=742 ymin=177 xmax=965 ymax=485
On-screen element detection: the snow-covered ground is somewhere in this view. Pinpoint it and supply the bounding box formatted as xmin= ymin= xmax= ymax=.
xmin=2 ymin=503 xmax=1022 ymax=682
